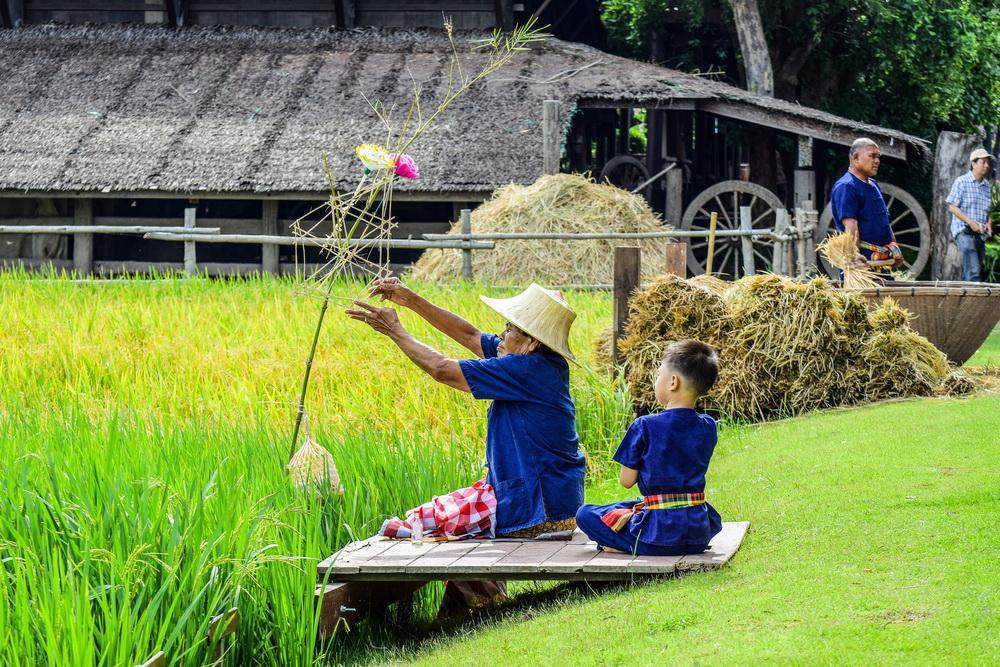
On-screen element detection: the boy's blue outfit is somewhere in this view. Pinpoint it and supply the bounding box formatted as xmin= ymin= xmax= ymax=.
xmin=459 ymin=333 xmax=585 ymax=534
xmin=576 ymin=408 xmax=722 ymax=556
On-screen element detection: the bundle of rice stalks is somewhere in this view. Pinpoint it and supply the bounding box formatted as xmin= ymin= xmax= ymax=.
xmin=617 ymin=275 xmax=730 ymax=410
xmin=287 ymin=419 xmax=344 ymax=495
xmin=608 ymin=273 xmax=960 ymax=422
xmin=816 ymin=232 xmax=883 ymax=288
xmin=410 ymin=173 xmax=671 ymax=285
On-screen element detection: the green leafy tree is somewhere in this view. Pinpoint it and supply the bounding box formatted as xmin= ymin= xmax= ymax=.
xmin=601 ymin=0 xmax=1000 ymax=138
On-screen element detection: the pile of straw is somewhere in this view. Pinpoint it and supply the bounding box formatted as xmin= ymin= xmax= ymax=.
xmin=410 ymin=173 xmax=671 ymax=285
xmin=602 ymin=274 xmax=975 ymax=421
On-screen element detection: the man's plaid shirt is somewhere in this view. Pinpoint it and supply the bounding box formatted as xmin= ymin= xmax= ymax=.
xmin=946 ymin=171 xmax=992 ymax=237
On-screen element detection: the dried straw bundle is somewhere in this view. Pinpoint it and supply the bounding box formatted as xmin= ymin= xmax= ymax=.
xmin=410 ymin=173 xmax=670 ymax=285
xmin=816 ymin=232 xmax=884 ymax=288
xmin=287 ymin=422 xmax=344 ymax=494
xmin=609 ymin=274 xmax=966 ymax=422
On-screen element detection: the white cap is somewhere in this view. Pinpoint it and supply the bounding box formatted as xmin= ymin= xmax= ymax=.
xmin=970 ymin=148 xmax=995 ymax=162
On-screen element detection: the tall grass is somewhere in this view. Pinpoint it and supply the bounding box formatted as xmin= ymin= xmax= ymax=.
xmin=0 ymin=270 xmax=631 ymax=665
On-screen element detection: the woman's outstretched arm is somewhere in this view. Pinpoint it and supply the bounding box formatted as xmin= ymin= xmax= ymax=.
xmin=345 ymin=300 xmax=471 ymax=392
xmin=368 ymin=278 xmax=484 ymax=357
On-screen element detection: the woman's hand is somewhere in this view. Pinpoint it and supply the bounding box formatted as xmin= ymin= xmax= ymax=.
xmin=368 ymin=277 xmax=415 ymax=308
xmin=345 ymin=300 xmax=404 ymax=338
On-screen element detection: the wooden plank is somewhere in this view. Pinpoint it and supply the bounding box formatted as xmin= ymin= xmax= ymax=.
xmin=405 ymin=540 xmax=479 ymax=574
xmin=315 ymin=581 xmax=427 ymax=639
xmin=676 ymin=521 xmax=750 ymax=572
xmin=535 ymin=541 xmax=601 ymax=575
xmin=355 ymin=540 xmax=440 ymax=574
xmin=318 ymin=537 xmax=397 ymax=576
xmin=488 ymin=541 xmax=566 ymax=575
xmin=445 ymin=540 xmax=521 ymax=572
xmin=739 ymin=205 xmax=754 ymax=277
xmin=583 ymin=548 xmax=681 ymax=576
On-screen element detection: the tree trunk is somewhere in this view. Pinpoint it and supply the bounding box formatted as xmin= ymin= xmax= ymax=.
xmin=728 ymin=0 xmax=773 ymax=97
xmin=931 ymin=131 xmax=981 ymax=280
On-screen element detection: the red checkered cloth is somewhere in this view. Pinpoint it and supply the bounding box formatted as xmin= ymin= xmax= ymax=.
xmin=379 ymin=479 xmax=496 ymax=541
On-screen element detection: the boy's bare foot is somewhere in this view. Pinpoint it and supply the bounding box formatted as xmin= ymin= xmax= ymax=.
xmin=597 ymin=546 xmax=630 ymax=555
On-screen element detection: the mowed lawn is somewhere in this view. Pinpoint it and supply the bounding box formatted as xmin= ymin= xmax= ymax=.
xmin=402 ymin=392 xmax=1000 ymax=665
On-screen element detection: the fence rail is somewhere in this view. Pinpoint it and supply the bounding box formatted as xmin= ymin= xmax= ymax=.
xmin=0 ymin=206 xmax=820 ymax=279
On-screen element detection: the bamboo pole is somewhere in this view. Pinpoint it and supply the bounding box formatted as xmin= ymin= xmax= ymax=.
xmin=705 ymin=211 xmax=719 ymax=275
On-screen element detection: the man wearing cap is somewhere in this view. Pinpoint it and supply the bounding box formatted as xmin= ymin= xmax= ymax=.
xmin=347 ymin=278 xmax=585 ymax=539
xmin=946 ymin=147 xmax=994 ymax=282
xmin=830 ymin=138 xmax=905 ymax=275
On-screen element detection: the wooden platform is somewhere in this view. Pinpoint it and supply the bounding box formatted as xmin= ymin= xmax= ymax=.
xmin=318 ymin=521 xmax=749 ymax=582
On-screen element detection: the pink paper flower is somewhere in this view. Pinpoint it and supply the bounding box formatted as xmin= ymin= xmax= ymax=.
xmin=391 ymin=152 xmax=420 ymax=180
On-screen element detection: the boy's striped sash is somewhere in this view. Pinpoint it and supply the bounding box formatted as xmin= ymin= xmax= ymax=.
xmin=599 ymin=492 xmax=705 ymax=532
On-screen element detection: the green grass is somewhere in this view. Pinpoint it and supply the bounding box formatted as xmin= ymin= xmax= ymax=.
xmin=0 ymin=269 xmax=997 ymax=665
xmin=401 ymin=395 xmax=1000 ymax=665
xmin=966 ymin=321 xmax=1000 ymax=366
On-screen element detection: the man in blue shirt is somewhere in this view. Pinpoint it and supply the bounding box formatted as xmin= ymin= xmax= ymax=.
xmin=946 ymin=147 xmax=994 ymax=282
xmin=830 ymin=138 xmax=904 ymax=273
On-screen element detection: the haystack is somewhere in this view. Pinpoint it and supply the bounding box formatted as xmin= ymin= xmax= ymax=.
xmin=410 ymin=173 xmax=671 ymax=285
xmin=602 ymin=274 xmax=975 ymax=422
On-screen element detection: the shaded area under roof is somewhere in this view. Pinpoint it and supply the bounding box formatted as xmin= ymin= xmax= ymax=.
xmin=0 ymin=23 xmax=929 ymax=197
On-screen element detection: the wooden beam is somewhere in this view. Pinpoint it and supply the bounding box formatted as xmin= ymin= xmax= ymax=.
xmin=73 ymin=199 xmax=93 ymax=276
xmin=183 ymin=207 xmax=197 ymax=276
xmin=0 ymin=190 xmax=492 ymax=203
xmin=576 ymin=99 xmax=699 ymax=111
xmin=698 ymin=100 xmax=908 ymax=160
xmin=340 ymin=0 xmax=354 ymax=29
xmin=163 ymin=0 xmax=176 ymax=26
xmin=1 ymin=1 xmax=13 ymax=28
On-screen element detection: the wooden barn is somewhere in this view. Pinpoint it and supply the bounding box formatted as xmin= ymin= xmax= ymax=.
xmin=0 ymin=1 xmax=931 ymax=277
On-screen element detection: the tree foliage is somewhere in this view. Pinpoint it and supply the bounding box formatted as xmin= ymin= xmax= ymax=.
xmin=600 ymin=0 xmax=1000 ymax=138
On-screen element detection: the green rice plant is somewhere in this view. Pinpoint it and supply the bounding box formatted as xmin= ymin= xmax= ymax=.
xmin=0 ymin=271 xmax=628 ymax=665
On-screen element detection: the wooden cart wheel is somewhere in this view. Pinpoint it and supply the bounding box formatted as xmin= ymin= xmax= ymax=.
xmin=681 ymin=180 xmax=785 ymax=276
xmin=815 ymin=182 xmax=930 ymax=279
xmin=599 ymin=155 xmax=650 ymax=197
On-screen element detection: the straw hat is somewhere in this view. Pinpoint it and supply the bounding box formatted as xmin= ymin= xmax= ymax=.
xmin=480 ymin=283 xmax=578 ymax=365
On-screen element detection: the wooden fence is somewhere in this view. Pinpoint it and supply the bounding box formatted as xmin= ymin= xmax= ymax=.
xmin=1 ymin=207 xmax=817 ymax=279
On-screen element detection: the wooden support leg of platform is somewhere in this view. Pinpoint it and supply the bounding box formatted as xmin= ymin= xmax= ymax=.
xmin=315 ymin=580 xmax=427 ymax=639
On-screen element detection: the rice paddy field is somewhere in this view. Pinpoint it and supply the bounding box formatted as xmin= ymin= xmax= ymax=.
xmin=0 ymin=270 xmax=630 ymax=666
xmin=1 ymin=269 xmax=997 ymax=666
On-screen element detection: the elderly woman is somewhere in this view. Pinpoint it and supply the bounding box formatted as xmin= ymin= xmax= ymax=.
xmin=345 ymin=277 xmax=585 ymax=539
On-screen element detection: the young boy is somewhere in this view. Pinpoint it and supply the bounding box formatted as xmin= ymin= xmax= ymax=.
xmin=576 ymin=339 xmax=722 ymax=556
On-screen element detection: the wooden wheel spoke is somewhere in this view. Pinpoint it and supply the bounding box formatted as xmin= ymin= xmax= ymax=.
xmin=751 ymin=209 xmax=773 ymax=227
xmin=885 ymin=195 xmax=895 ymax=209
xmin=718 ymin=247 xmax=734 ymax=273
xmin=897 ymin=242 xmax=920 ymax=252
xmin=891 ymin=211 xmax=914 ymax=226
xmin=713 ymin=196 xmax=735 ymax=228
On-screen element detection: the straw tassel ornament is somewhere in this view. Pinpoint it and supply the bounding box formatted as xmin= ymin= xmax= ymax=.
xmin=286 ymin=414 xmax=343 ymax=494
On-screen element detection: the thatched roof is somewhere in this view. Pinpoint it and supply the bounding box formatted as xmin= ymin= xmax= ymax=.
xmin=0 ymin=23 xmax=929 ymax=196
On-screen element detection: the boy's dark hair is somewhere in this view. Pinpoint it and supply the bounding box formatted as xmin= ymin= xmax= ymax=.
xmin=663 ymin=339 xmax=719 ymax=396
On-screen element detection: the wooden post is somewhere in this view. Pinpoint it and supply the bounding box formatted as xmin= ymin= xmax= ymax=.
xmin=262 ymin=200 xmax=279 ymax=276
xmin=665 ymin=167 xmax=683 ymax=226
xmin=612 ymin=246 xmax=640 ymax=368
xmin=773 ymin=209 xmax=789 ymax=276
xmin=794 ymin=135 xmax=815 ymax=210
xmin=8 ymin=0 xmax=23 ymax=27
xmin=739 ymin=205 xmax=754 ymax=277
xmin=542 ymin=100 xmax=561 ymax=176
xmin=73 ymin=199 xmax=93 ymax=276
xmin=183 ymin=207 xmax=197 ymax=276
xmin=665 ymin=241 xmax=687 ymax=277
xmin=460 ymin=208 xmax=473 ymax=281
xmin=794 ymin=208 xmax=808 ymax=279
xmin=705 ymin=211 xmax=718 ymax=275
xmin=802 ymin=203 xmax=817 ymax=277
